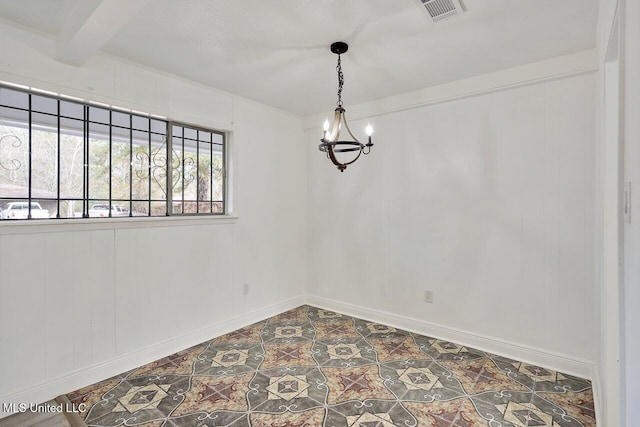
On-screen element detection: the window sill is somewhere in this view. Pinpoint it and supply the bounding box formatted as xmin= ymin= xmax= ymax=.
xmin=0 ymin=215 xmax=239 ymax=235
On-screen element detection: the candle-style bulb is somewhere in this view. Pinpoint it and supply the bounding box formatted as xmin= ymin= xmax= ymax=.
xmin=323 ymin=119 xmax=330 ymax=131
xmin=365 ymin=124 xmax=373 ymax=136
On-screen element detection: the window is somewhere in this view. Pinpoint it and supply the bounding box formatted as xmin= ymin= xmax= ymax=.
xmin=170 ymin=123 xmax=225 ymax=215
xmin=0 ymin=85 xmax=226 ymax=220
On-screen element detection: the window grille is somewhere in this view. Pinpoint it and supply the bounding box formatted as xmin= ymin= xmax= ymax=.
xmin=0 ymin=85 xmax=226 ymax=220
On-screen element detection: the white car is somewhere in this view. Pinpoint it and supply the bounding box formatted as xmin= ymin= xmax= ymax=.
xmin=88 ymin=204 xmax=130 ymax=218
xmin=0 ymin=202 xmax=50 ymax=219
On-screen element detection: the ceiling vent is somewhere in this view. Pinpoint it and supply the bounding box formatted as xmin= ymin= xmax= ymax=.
xmin=420 ymin=0 xmax=464 ymax=22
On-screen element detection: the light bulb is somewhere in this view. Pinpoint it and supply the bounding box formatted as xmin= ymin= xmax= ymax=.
xmin=365 ymin=124 xmax=373 ymax=136
xmin=323 ymin=119 xmax=330 ymax=131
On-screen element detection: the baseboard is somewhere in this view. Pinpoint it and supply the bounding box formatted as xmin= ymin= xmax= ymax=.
xmin=0 ymin=295 xmax=305 ymax=419
xmin=306 ymin=294 xmax=595 ymax=380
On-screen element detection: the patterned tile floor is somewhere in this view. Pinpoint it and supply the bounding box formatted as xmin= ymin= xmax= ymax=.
xmin=67 ymin=305 xmax=596 ymax=426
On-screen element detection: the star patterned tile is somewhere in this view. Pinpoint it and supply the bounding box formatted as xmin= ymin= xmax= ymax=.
xmin=67 ymin=305 xmax=597 ymax=426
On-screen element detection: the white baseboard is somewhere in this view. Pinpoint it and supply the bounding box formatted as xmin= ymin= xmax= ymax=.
xmin=0 ymin=295 xmax=305 ymax=419
xmin=306 ymin=295 xmax=596 ymax=380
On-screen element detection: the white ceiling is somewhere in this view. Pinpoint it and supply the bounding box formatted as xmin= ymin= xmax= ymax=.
xmin=0 ymin=0 xmax=599 ymax=117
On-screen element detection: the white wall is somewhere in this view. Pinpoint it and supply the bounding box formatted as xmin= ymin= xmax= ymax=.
xmin=306 ymin=69 xmax=598 ymax=377
xmin=0 ymin=19 xmax=307 ymax=412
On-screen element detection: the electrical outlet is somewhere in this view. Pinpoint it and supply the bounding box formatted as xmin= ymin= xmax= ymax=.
xmin=424 ymin=289 xmax=433 ymax=303
xmin=242 ymin=283 xmax=249 ymax=295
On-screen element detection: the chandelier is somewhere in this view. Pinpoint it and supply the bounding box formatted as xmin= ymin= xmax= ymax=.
xmin=319 ymin=41 xmax=373 ymax=172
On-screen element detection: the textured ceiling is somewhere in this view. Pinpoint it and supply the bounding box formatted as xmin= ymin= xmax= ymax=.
xmin=0 ymin=0 xmax=599 ymax=116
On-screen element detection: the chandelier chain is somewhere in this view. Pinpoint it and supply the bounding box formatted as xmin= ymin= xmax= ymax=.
xmin=336 ymin=54 xmax=344 ymax=107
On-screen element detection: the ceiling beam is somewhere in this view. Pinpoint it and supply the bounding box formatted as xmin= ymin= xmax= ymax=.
xmin=56 ymin=0 xmax=152 ymax=66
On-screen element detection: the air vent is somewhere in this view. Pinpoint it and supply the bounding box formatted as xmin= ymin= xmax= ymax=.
xmin=421 ymin=0 xmax=464 ymax=22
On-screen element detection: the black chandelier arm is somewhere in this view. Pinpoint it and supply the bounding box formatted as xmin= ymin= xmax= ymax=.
xmin=364 ymin=135 xmax=374 ymax=154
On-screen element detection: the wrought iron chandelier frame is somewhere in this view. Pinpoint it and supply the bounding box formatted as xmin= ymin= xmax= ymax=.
xmin=318 ymin=42 xmax=373 ymax=172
